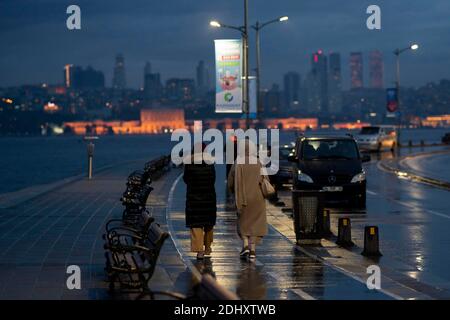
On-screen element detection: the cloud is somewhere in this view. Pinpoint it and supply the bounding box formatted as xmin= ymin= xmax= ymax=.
xmin=0 ymin=0 xmax=449 ymax=88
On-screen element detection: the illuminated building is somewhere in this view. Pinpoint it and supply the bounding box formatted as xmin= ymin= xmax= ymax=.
xmin=283 ymin=72 xmax=301 ymax=114
xmin=421 ymin=115 xmax=450 ymax=127
xmin=166 ymin=78 xmax=195 ymax=101
xmin=333 ymin=121 xmax=371 ymax=130
xmin=43 ymin=102 xmax=61 ymax=113
xmin=64 ymin=65 xmax=105 ymax=89
xmin=328 ymin=53 xmax=342 ymax=114
xmin=305 ymin=50 xmax=328 ymax=114
xmin=369 ymin=50 xmax=384 ymax=89
xmin=64 ymin=109 xmax=185 ymax=135
xmin=350 ymin=52 xmax=363 ymax=89
xmin=263 ymin=84 xmax=282 ymax=115
xmin=264 ymin=118 xmax=318 ymax=130
xmin=63 ymin=64 xmax=73 ymax=88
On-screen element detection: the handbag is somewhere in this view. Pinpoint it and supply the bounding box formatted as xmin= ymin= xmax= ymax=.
xmin=259 ymin=175 xmax=276 ymax=199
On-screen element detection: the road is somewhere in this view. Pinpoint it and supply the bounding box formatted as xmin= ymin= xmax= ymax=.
xmin=399 ymin=150 xmax=450 ymax=182
xmin=276 ymin=145 xmax=450 ymax=296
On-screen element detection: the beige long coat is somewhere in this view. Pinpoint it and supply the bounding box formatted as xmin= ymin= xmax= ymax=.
xmin=227 ymin=163 xmax=268 ymax=240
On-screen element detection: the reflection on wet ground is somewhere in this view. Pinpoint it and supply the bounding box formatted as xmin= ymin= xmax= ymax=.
xmin=167 ymin=165 xmax=392 ymax=300
xmin=274 ymin=146 xmax=450 ymax=296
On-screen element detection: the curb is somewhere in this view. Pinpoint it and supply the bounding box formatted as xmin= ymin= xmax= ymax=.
xmin=378 ymin=149 xmax=450 ymax=191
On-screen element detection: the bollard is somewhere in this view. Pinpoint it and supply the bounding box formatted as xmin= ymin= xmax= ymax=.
xmin=318 ymin=209 xmax=332 ymax=238
xmin=361 ymin=226 xmax=382 ymax=257
xmin=336 ymin=217 xmax=354 ymax=247
xmin=87 ymin=141 xmax=94 ymax=179
xmin=408 ymin=140 xmax=413 ymax=147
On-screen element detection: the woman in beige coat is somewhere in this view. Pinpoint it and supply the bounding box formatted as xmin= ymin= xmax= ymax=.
xmin=227 ymin=140 xmax=267 ymax=260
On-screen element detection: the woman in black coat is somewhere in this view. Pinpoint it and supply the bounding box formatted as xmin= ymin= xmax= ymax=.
xmin=183 ymin=150 xmax=217 ymax=260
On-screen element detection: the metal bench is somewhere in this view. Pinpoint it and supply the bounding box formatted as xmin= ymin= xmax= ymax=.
xmin=103 ymin=209 xmax=154 ymax=245
xmin=104 ymin=222 xmax=170 ymax=299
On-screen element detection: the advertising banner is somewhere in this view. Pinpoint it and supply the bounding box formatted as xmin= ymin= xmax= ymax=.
xmin=214 ymin=39 xmax=243 ymax=113
xmin=386 ymin=88 xmax=399 ymax=113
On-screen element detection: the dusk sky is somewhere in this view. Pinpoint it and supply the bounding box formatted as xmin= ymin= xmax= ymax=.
xmin=0 ymin=0 xmax=449 ymax=89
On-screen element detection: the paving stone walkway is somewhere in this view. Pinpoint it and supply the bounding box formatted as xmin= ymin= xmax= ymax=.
xmin=0 ymin=161 xmax=191 ymax=300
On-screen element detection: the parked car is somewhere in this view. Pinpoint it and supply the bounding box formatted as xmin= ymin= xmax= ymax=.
xmin=442 ymin=133 xmax=450 ymax=145
xmin=356 ymin=125 xmax=397 ymax=152
xmin=271 ymin=143 xmax=295 ymax=188
xmin=289 ymin=135 xmax=370 ymax=210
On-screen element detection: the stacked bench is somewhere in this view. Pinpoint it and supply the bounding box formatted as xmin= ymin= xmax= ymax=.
xmin=103 ymin=154 xmax=239 ymax=300
xmin=103 ymin=155 xmax=172 ymax=298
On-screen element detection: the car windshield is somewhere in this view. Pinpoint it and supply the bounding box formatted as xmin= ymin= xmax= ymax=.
xmin=279 ymin=147 xmax=294 ymax=160
xmin=359 ymin=127 xmax=380 ymax=135
xmin=302 ymin=139 xmax=359 ymax=160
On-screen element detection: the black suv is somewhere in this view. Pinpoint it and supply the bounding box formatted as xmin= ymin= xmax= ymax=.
xmin=289 ymin=135 xmax=370 ymax=209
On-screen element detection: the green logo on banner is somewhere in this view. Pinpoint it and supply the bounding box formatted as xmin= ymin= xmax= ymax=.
xmin=224 ymin=92 xmax=234 ymax=102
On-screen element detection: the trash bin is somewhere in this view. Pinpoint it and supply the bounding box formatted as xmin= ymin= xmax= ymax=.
xmin=292 ymin=190 xmax=324 ymax=245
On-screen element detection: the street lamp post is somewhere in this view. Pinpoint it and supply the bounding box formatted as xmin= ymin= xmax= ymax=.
xmin=210 ymin=0 xmax=251 ymax=129
xmin=243 ymin=0 xmax=249 ymax=129
xmin=393 ymin=43 xmax=419 ymax=147
xmin=252 ymin=16 xmax=288 ymax=118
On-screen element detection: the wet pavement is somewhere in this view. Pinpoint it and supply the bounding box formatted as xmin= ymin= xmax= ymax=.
xmin=0 ymin=161 xmax=191 ymax=300
xmin=0 ymin=144 xmax=449 ymax=299
xmin=167 ymin=165 xmax=393 ymax=300
xmin=274 ymin=145 xmax=450 ymax=297
xmin=399 ymin=150 xmax=450 ymax=182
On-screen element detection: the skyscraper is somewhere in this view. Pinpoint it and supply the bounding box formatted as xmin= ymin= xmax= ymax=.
xmin=112 ymin=54 xmax=126 ymax=90
xmin=196 ymin=60 xmax=208 ymax=98
xmin=144 ymin=61 xmax=152 ymax=77
xmin=350 ymin=52 xmax=363 ymax=89
xmin=143 ymin=62 xmax=162 ymax=102
xmin=328 ymin=53 xmax=343 ymax=114
xmin=305 ymin=50 xmax=328 ymax=114
xmin=63 ymin=64 xmax=73 ymax=88
xmin=165 ymin=78 xmax=195 ymax=102
xmin=144 ymin=78 xmax=162 ymax=103
xmin=64 ymin=65 xmax=105 ymax=90
xmin=369 ymin=50 xmax=384 ymax=89
xmin=263 ymin=84 xmax=282 ymax=116
xmin=283 ymin=72 xmax=301 ymax=114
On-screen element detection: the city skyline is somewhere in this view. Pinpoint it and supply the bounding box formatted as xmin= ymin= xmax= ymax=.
xmin=0 ymin=1 xmax=449 ymax=89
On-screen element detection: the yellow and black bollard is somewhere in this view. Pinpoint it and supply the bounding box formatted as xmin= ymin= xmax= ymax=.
xmin=336 ymin=217 xmax=354 ymax=247
xmin=318 ymin=209 xmax=332 ymax=238
xmin=361 ymin=226 xmax=382 ymax=257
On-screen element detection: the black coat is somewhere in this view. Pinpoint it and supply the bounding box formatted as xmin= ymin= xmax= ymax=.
xmin=183 ymin=163 xmax=217 ymax=228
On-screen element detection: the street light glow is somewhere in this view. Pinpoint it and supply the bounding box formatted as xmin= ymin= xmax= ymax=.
xmin=279 ymin=16 xmax=289 ymax=22
xmin=210 ymin=20 xmax=221 ymax=28
xmin=411 ymin=44 xmax=419 ymax=50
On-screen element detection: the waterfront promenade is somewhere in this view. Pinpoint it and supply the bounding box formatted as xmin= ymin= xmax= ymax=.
xmin=0 ymin=161 xmax=189 ymax=299
xmin=0 ymin=147 xmax=449 ymax=299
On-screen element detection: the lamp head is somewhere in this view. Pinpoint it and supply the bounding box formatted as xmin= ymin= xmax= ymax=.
xmin=210 ymin=21 xmax=221 ymax=28
xmin=279 ymin=16 xmax=289 ymax=22
xmin=410 ymin=44 xmax=419 ymax=50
